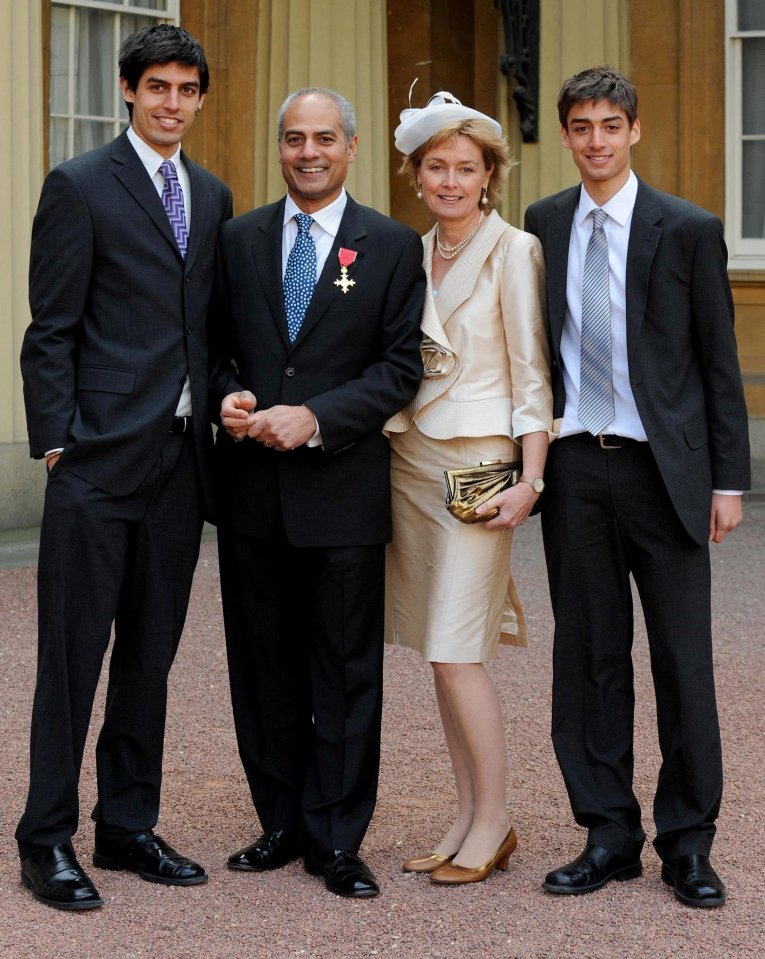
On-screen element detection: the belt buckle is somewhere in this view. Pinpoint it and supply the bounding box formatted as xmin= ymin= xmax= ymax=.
xmin=598 ymin=434 xmax=623 ymax=449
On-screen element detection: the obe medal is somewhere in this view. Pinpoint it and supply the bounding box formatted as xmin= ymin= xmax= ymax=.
xmin=334 ymin=247 xmax=357 ymax=294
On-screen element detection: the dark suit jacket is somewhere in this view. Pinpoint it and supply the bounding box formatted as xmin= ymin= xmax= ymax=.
xmin=525 ymin=177 xmax=750 ymax=544
xmin=211 ymin=194 xmax=425 ymax=547
xmin=21 ymin=130 xmax=233 ymax=510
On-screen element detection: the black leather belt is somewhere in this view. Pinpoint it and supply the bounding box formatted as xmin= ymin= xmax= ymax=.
xmin=568 ymin=432 xmax=646 ymax=449
xmin=169 ymin=416 xmax=192 ymax=434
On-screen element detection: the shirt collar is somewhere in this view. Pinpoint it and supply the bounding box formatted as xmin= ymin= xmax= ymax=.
xmin=283 ymin=189 xmax=348 ymax=236
xmin=126 ymin=126 xmax=182 ymax=178
xmin=577 ymin=170 xmax=638 ymax=228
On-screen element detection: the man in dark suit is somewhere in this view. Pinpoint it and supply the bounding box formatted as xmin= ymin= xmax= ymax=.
xmin=212 ymin=87 xmax=424 ymax=898
xmin=17 ymin=25 xmax=232 ymax=910
xmin=524 ymin=67 xmax=750 ymax=908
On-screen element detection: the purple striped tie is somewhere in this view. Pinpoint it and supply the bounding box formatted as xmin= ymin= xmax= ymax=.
xmin=159 ymin=160 xmax=188 ymax=259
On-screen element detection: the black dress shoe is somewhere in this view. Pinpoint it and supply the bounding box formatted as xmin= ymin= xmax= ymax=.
xmin=304 ymin=850 xmax=380 ymax=898
xmin=661 ymin=854 xmax=726 ymax=907
xmin=543 ymin=844 xmax=642 ymax=894
xmin=21 ymin=844 xmax=103 ymax=911
xmin=227 ymin=830 xmax=300 ymax=872
xmin=93 ymin=831 xmax=207 ymax=886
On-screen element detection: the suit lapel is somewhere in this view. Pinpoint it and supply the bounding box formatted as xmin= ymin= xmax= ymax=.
xmin=419 ymin=228 xmax=454 ymax=352
xmin=252 ymin=199 xmax=292 ymax=349
xmin=183 ymin=152 xmax=210 ymax=273
xmin=626 ymin=178 xmax=663 ymax=364
xmin=111 ymin=131 xmax=183 ymax=263
xmin=384 ymin=225 xmax=460 ymax=433
xmin=545 ymin=186 xmax=579 ymax=355
xmin=433 ymin=209 xmax=508 ymax=328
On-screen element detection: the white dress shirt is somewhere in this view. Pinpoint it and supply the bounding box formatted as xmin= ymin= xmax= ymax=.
xmin=281 ymin=189 xmax=348 ymax=279
xmin=281 ymin=190 xmax=349 ymax=446
xmin=560 ymin=171 xmax=645 ymax=440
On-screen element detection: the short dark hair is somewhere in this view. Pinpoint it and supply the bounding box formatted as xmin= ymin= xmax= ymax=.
xmin=119 ymin=24 xmax=209 ymax=118
xmin=557 ymin=66 xmax=638 ymax=128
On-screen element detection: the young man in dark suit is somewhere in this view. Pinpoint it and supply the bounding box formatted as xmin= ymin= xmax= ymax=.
xmin=212 ymin=87 xmax=424 ymax=898
xmin=18 ymin=24 xmax=232 ymax=910
xmin=524 ymin=66 xmax=750 ymax=908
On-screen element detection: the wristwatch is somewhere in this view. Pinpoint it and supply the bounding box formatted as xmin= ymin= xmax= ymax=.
xmin=519 ymin=476 xmax=545 ymax=494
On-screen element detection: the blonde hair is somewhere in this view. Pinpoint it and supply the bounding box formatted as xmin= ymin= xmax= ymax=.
xmin=399 ymin=118 xmax=514 ymax=208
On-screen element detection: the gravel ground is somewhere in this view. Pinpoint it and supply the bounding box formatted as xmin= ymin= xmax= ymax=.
xmin=1 ymin=506 xmax=763 ymax=959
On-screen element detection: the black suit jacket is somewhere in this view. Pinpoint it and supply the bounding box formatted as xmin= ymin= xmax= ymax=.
xmin=21 ymin=130 xmax=233 ymax=510
xmin=525 ymin=177 xmax=750 ymax=544
xmin=211 ymin=194 xmax=425 ymax=547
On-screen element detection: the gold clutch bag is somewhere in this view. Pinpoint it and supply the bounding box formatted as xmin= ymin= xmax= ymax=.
xmin=444 ymin=459 xmax=522 ymax=524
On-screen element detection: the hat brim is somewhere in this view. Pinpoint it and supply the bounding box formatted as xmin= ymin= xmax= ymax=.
xmin=394 ymin=103 xmax=502 ymax=155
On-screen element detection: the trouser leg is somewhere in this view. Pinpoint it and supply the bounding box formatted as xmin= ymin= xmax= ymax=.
xmin=302 ymin=543 xmax=386 ymax=853
xmin=621 ymin=454 xmax=720 ymax=861
xmin=217 ymin=525 xmax=313 ymax=835
xmin=16 ymin=466 xmax=131 ymax=857
xmin=542 ymin=438 xmax=645 ymax=858
xmin=93 ymin=434 xmax=203 ymax=841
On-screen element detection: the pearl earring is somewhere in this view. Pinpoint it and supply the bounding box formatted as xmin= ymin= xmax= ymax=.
xmin=416 ymin=184 xmax=423 ymax=200
xmin=481 ymin=187 xmax=488 ymax=205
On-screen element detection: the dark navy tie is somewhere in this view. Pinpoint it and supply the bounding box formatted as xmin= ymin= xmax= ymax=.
xmin=159 ymin=159 xmax=188 ymax=259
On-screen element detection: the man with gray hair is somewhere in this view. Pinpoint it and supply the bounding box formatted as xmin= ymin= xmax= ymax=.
xmin=211 ymin=87 xmax=425 ymax=897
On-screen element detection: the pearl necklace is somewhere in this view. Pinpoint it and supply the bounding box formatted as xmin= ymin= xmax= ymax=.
xmin=436 ymin=212 xmax=485 ymax=260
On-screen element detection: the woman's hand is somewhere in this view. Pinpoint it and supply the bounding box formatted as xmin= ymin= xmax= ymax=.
xmin=478 ymin=481 xmax=539 ymax=529
xmin=476 ymin=429 xmax=549 ymax=530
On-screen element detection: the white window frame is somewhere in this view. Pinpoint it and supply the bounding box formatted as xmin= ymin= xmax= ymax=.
xmin=725 ymin=0 xmax=765 ymax=269
xmin=49 ymin=0 xmax=180 ymax=165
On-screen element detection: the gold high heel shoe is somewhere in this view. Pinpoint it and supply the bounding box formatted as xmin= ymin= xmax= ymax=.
xmin=402 ymin=851 xmax=456 ymax=874
xmin=429 ymin=828 xmax=517 ymax=884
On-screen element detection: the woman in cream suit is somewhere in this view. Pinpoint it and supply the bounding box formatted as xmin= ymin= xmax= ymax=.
xmin=386 ymin=93 xmax=554 ymax=885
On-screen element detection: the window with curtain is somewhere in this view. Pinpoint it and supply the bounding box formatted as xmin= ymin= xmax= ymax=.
xmin=726 ymin=0 xmax=765 ymax=267
xmin=49 ymin=0 xmax=179 ymax=169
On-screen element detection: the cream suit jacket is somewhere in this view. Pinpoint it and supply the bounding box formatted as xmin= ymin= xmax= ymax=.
xmin=386 ymin=209 xmax=555 ymax=443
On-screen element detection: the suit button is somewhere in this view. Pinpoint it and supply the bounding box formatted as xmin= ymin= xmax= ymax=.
xmin=285 ymin=367 xmax=295 ymax=377
xmin=186 ymin=326 xmax=192 ymax=334
xmin=178 ymin=374 xmax=186 ymax=384
xmin=185 ymin=275 xmax=191 ymax=284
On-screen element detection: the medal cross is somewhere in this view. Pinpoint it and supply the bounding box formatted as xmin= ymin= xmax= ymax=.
xmin=333 ymin=266 xmax=356 ymax=294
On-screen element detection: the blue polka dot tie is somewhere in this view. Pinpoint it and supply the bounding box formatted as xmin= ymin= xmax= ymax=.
xmin=579 ymin=208 xmax=614 ymax=434
xmin=283 ymin=213 xmax=317 ymax=342
xmin=159 ymin=160 xmax=188 ymax=259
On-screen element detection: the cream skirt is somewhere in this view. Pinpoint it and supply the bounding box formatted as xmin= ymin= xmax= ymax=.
xmin=385 ymin=427 xmax=526 ymax=663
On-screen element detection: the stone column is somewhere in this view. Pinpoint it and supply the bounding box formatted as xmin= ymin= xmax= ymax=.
xmin=0 ymin=0 xmax=46 ymax=529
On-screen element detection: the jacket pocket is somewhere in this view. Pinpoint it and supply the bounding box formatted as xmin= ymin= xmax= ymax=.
xmin=683 ymin=416 xmax=708 ymax=450
xmin=77 ymin=366 xmax=135 ymax=394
